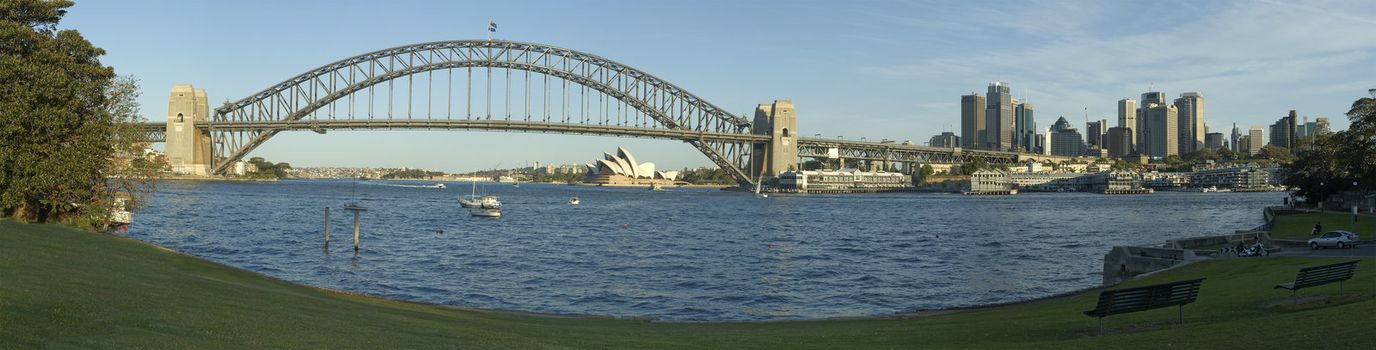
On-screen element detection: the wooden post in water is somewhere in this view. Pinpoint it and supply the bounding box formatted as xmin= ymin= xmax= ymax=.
xmin=323 ymin=206 xmax=331 ymax=247
xmin=352 ymin=210 xmax=361 ymax=253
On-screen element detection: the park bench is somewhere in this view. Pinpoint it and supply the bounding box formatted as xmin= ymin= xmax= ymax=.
xmin=1275 ymin=260 xmax=1359 ymax=299
xmin=1083 ymin=278 xmax=1205 ymax=335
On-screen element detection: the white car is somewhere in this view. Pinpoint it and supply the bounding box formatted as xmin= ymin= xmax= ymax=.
xmin=1308 ymin=230 xmax=1360 ymax=249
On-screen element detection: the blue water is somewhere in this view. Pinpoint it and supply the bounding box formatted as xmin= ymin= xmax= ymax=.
xmin=127 ymin=180 xmax=1280 ymax=321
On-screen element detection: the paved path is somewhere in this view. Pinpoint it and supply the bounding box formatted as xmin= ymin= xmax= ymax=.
xmin=1270 ymin=244 xmax=1375 ymax=258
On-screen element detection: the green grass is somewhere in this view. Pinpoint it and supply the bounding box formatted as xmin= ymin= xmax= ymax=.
xmin=1271 ymin=212 xmax=1376 ymax=240
xmin=2 ymin=220 xmax=1374 ymax=349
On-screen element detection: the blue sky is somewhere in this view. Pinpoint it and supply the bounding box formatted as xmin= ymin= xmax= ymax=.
xmin=64 ymin=0 xmax=1376 ymax=172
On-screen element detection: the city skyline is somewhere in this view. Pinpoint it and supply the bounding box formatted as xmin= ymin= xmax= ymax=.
xmin=63 ymin=1 xmax=1376 ymax=172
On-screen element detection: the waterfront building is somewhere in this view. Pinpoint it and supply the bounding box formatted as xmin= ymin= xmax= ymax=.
xmin=928 ymin=132 xmax=960 ymax=148
xmin=778 ymin=169 xmax=912 ymax=193
xmin=1173 ymin=92 xmax=1205 ymax=153
xmin=1014 ymin=102 xmax=1036 ymax=152
xmin=1049 ymin=116 xmax=1086 ymax=156
xmin=1118 ymin=98 xmax=1138 ymax=149
xmin=985 ymin=82 xmax=1015 ymax=151
xmin=1142 ymin=102 xmax=1179 ymax=157
xmin=1105 ymin=126 xmax=1133 ymax=158
xmin=1205 ymin=132 xmax=1225 ymax=149
xmin=1086 ymin=119 xmax=1107 ymax=148
xmin=967 ymin=170 xmax=1014 ymax=194
xmin=960 ymin=93 xmax=986 ymax=149
xmin=1247 ymin=126 xmax=1265 ymax=155
xmin=1089 ymin=171 xmax=1152 ymax=194
xmin=1142 ymin=172 xmax=1191 ymax=189
xmin=583 ymin=147 xmax=679 ymax=185
xmin=1190 ymin=165 xmax=1270 ymax=190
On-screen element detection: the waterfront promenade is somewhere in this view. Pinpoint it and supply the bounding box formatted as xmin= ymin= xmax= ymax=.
xmin=2 ymin=219 xmax=1372 ymax=349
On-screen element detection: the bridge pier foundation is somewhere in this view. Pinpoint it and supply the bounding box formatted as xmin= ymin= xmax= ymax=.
xmin=165 ymin=85 xmax=212 ymax=176
xmin=749 ymin=100 xmax=798 ymax=180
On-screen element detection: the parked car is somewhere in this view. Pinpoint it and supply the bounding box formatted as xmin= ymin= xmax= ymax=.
xmin=1308 ymin=230 xmax=1360 ymax=249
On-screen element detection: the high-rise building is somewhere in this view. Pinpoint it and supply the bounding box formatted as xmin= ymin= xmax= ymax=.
xmin=1173 ymin=92 xmax=1205 ymax=154
xmin=1205 ymin=132 xmax=1225 ymax=149
xmin=928 ymin=132 xmax=960 ymax=148
xmin=1040 ymin=127 xmax=1051 ymax=155
xmin=1049 ymin=116 xmax=1085 ymax=156
xmin=1269 ymin=111 xmax=1297 ymax=151
xmin=1143 ymin=102 xmax=1179 ymax=157
xmin=1118 ymin=98 xmax=1138 ymax=151
xmin=1106 ymin=127 xmax=1133 ymax=158
xmin=1248 ymin=126 xmax=1265 ymax=155
xmin=985 ymin=82 xmax=1015 ymax=151
xmin=1014 ymin=102 xmax=1036 ymax=152
xmin=1086 ymin=119 xmax=1107 ymax=148
xmin=1230 ymin=123 xmax=1241 ymax=152
xmin=960 ymin=93 xmax=986 ymax=149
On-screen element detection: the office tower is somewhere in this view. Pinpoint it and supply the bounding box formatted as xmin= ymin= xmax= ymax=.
xmin=960 ymin=93 xmax=986 ymax=149
xmin=1143 ymin=103 xmax=1179 ymax=157
xmin=1270 ymin=111 xmax=1297 ymax=150
xmin=928 ymin=132 xmax=960 ymax=148
xmin=985 ymin=82 xmax=1015 ymax=151
xmin=1313 ymin=117 xmax=1331 ymax=135
xmin=1041 ymin=127 xmax=1051 ymax=155
xmin=1086 ymin=119 xmax=1107 ymax=148
xmin=1205 ymin=132 xmax=1224 ymax=149
xmin=1118 ymin=98 xmax=1137 ymax=150
xmin=1049 ymin=117 xmax=1085 ymax=156
xmin=1173 ymin=92 xmax=1205 ymax=153
xmin=1014 ymin=102 xmax=1036 ymax=152
xmin=1230 ymin=123 xmax=1241 ymax=152
xmin=1106 ymin=127 xmax=1132 ymax=157
xmin=1248 ymin=126 xmax=1264 ymax=155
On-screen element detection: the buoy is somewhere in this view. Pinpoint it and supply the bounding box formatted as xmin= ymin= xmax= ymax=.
xmin=623 ymin=223 xmax=629 ymax=229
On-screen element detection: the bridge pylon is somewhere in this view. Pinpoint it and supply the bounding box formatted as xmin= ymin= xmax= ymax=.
xmin=165 ymin=84 xmax=212 ymax=176
xmin=749 ymin=100 xmax=799 ymax=180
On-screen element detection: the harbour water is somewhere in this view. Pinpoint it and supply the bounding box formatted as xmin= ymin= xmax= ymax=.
xmin=128 ymin=180 xmax=1280 ymax=321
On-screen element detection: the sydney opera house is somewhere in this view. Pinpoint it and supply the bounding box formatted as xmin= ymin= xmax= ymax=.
xmin=584 ymin=147 xmax=679 ymax=185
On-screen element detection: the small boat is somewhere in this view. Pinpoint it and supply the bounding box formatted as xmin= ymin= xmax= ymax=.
xmin=433 ymin=183 xmax=446 ymax=189
xmin=649 ymin=183 xmax=663 ymax=191
xmin=568 ymin=197 xmax=580 ymax=205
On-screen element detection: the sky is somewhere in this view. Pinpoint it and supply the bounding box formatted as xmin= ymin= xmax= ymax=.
xmin=62 ymin=0 xmax=1376 ymax=173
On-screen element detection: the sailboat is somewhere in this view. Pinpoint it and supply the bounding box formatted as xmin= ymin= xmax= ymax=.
xmin=458 ymin=179 xmax=499 ymax=208
xmin=345 ymin=176 xmax=367 ymax=211
xmin=755 ymin=172 xmax=768 ymax=198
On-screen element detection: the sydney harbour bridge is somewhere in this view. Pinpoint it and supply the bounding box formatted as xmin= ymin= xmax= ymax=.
xmin=138 ymin=40 xmax=1070 ymax=187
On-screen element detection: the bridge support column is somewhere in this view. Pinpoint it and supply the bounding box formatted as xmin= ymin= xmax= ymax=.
xmin=749 ymin=100 xmax=798 ymax=180
xmin=165 ymin=84 xmax=212 ymax=176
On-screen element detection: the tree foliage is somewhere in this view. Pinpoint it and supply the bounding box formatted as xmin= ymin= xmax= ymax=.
xmin=1283 ymin=97 xmax=1376 ymax=205
xmin=0 ymin=0 xmax=159 ymax=227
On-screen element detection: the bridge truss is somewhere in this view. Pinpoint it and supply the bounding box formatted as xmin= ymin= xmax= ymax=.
xmin=204 ymin=40 xmax=758 ymax=184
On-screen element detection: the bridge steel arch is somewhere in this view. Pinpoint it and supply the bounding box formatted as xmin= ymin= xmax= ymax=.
xmin=209 ymin=40 xmax=757 ymax=184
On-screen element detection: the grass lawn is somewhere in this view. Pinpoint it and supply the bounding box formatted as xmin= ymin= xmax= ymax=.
xmin=1271 ymin=212 xmax=1376 ymax=241
xmin=2 ymin=219 xmax=1374 ymax=349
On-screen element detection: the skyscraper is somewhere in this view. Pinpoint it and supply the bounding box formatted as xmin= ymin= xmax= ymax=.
xmin=1173 ymin=92 xmax=1205 ymax=154
xmin=1205 ymin=132 xmax=1224 ymax=149
xmin=1230 ymin=123 xmax=1241 ymax=152
xmin=985 ymin=82 xmax=1015 ymax=151
xmin=1014 ymin=102 xmax=1036 ymax=152
xmin=1248 ymin=126 xmax=1265 ymax=155
xmin=1143 ymin=103 xmax=1179 ymax=157
xmin=1049 ymin=117 xmax=1086 ymax=156
xmin=1118 ymin=98 xmax=1137 ymax=151
xmin=960 ymin=93 xmax=986 ymax=149
xmin=1106 ymin=127 xmax=1132 ymax=158
xmin=1086 ymin=119 xmax=1107 ymax=148
xmin=1269 ymin=111 xmax=1297 ymax=151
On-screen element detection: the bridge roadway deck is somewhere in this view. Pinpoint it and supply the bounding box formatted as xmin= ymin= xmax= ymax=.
xmin=138 ymin=122 xmax=1071 ymax=164
xmin=143 ymin=120 xmax=768 ymax=143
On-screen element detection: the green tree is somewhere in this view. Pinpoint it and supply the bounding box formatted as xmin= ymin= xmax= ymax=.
xmin=1283 ymin=96 xmax=1376 ymax=205
xmin=0 ymin=0 xmax=149 ymax=226
xmin=1254 ymin=145 xmax=1294 ymax=164
xmin=916 ymin=164 xmax=935 ymax=185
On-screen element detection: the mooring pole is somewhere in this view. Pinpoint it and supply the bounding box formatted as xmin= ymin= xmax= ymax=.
xmin=352 ymin=210 xmax=361 ymax=253
xmin=323 ymin=206 xmax=331 ymax=248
